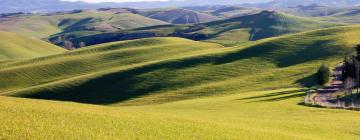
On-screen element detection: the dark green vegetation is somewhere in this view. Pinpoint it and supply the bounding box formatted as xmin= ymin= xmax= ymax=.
xmin=316 ymin=65 xmax=331 ymax=85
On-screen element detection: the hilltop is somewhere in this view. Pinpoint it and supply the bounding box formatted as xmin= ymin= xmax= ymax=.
xmin=0 ymin=9 xmax=168 ymax=39
xmin=0 ymin=31 xmax=65 ymax=60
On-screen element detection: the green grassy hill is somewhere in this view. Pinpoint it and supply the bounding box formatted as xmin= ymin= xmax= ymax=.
xmin=200 ymin=10 xmax=341 ymax=43
xmin=0 ymin=31 xmax=66 ymax=60
xmin=2 ymin=88 xmax=360 ymax=139
xmin=1 ymin=24 xmax=360 ymax=139
xmin=0 ymin=10 xmax=168 ymax=39
xmin=138 ymin=8 xmax=219 ymax=24
xmin=1 ymin=25 xmax=360 ymax=106
xmin=69 ymin=11 xmax=341 ymax=47
xmin=209 ymin=6 xmax=261 ymax=18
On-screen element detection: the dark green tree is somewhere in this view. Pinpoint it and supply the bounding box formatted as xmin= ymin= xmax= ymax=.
xmin=316 ymin=64 xmax=331 ymax=85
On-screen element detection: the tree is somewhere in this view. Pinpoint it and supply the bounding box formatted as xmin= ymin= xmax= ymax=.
xmin=356 ymin=44 xmax=360 ymax=61
xmin=316 ymin=64 xmax=331 ymax=85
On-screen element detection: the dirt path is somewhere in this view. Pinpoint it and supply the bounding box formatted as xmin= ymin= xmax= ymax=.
xmin=306 ymin=64 xmax=346 ymax=108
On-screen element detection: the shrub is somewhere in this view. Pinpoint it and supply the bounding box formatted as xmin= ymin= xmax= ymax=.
xmin=316 ymin=64 xmax=331 ymax=85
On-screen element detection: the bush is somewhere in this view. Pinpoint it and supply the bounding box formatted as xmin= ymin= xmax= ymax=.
xmin=316 ymin=64 xmax=331 ymax=85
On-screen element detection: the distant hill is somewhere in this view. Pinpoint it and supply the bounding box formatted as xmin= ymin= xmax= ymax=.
xmin=200 ymin=11 xmax=340 ymax=41
xmin=0 ymin=9 xmax=168 ymax=39
xmin=245 ymin=0 xmax=360 ymax=8
xmin=278 ymin=5 xmax=360 ymax=23
xmin=67 ymin=11 xmax=341 ymax=47
xmin=0 ymin=0 xmax=269 ymax=14
xmin=184 ymin=6 xmax=261 ymax=18
xmin=0 ymin=31 xmax=65 ymax=60
xmin=138 ymin=8 xmax=219 ymax=24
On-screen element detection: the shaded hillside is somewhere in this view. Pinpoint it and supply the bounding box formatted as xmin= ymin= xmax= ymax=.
xmin=0 ymin=31 xmax=65 ymax=60
xmin=1 ymin=25 xmax=360 ymax=105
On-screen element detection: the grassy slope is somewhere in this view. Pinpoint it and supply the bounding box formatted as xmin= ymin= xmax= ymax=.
xmin=1 ymin=25 xmax=360 ymax=106
xmin=0 ymin=10 xmax=168 ymax=39
xmin=0 ymin=37 xmax=222 ymax=95
xmin=71 ymin=11 xmax=341 ymax=48
xmin=0 ymin=31 xmax=66 ymax=60
xmin=1 ymin=88 xmax=360 ymax=139
xmin=201 ymin=11 xmax=341 ymax=43
xmin=210 ymin=6 xmax=261 ymax=18
xmin=139 ymin=8 xmax=219 ymax=24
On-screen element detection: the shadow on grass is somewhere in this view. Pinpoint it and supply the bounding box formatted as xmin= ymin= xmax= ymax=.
xmin=238 ymin=89 xmax=307 ymax=102
xmin=295 ymin=73 xmax=317 ymax=87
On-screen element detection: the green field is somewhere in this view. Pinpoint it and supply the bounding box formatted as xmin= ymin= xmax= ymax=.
xmin=1 ymin=88 xmax=360 ymax=139
xmin=69 ymin=11 xmax=342 ymax=48
xmin=0 ymin=31 xmax=66 ymax=60
xmin=1 ymin=14 xmax=360 ymax=139
xmin=138 ymin=8 xmax=220 ymax=24
xmin=0 ymin=25 xmax=359 ymax=104
xmin=0 ymin=10 xmax=168 ymax=39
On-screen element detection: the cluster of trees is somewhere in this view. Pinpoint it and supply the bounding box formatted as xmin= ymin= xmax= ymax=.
xmin=316 ymin=44 xmax=360 ymax=93
xmin=341 ymin=45 xmax=360 ymax=94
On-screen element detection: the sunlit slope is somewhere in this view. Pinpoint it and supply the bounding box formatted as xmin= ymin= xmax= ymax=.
xmin=0 ymin=31 xmax=66 ymax=60
xmin=0 ymin=37 xmax=222 ymax=95
xmin=0 ymin=10 xmax=168 ymax=39
xmin=139 ymin=8 xmax=219 ymax=24
xmin=203 ymin=11 xmax=341 ymax=42
xmin=2 ymin=25 xmax=360 ymax=105
xmin=1 ymin=88 xmax=360 ymax=139
xmin=70 ymin=11 xmax=341 ymax=47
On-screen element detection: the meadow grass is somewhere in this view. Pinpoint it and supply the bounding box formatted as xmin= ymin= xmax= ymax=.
xmin=0 ymin=10 xmax=168 ymax=39
xmin=1 ymin=88 xmax=360 ymax=139
xmin=0 ymin=31 xmax=66 ymax=60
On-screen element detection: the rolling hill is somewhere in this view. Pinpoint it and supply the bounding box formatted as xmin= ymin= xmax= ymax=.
xmin=0 ymin=25 xmax=359 ymax=106
xmin=138 ymin=8 xmax=219 ymax=24
xmin=1 ymin=25 xmax=360 ymax=139
xmin=0 ymin=9 xmax=168 ymax=39
xmin=66 ymin=11 xmax=342 ymax=47
xmin=0 ymin=31 xmax=65 ymax=60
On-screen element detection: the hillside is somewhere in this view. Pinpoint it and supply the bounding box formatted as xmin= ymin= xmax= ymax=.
xmin=0 ymin=25 xmax=359 ymax=105
xmin=66 ymin=11 xmax=341 ymax=47
xmin=2 ymin=88 xmax=360 ymax=139
xmin=0 ymin=31 xmax=65 ymax=60
xmin=2 ymin=25 xmax=360 ymax=139
xmin=0 ymin=9 xmax=168 ymax=39
xmin=197 ymin=11 xmax=341 ymax=42
xmin=138 ymin=8 xmax=219 ymax=24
